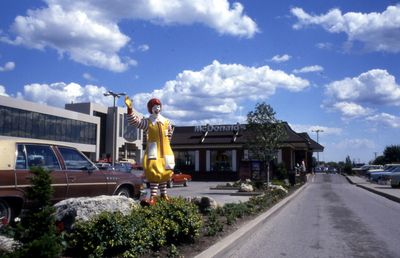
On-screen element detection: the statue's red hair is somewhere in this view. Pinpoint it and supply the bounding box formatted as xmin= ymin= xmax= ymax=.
xmin=147 ymin=98 xmax=162 ymax=114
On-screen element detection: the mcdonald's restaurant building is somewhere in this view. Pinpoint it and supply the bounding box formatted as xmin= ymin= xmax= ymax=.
xmin=171 ymin=123 xmax=323 ymax=181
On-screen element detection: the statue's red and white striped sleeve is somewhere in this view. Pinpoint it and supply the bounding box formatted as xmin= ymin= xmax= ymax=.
xmin=127 ymin=113 xmax=148 ymax=130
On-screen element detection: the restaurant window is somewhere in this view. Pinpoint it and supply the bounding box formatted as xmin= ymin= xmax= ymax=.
xmin=210 ymin=150 xmax=232 ymax=172
xmin=174 ymin=150 xmax=196 ymax=172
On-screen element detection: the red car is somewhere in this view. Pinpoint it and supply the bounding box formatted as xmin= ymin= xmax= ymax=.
xmin=140 ymin=168 xmax=192 ymax=188
xmin=168 ymin=172 xmax=192 ymax=188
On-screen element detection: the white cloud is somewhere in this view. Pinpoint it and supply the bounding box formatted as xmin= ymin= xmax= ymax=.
xmin=3 ymin=0 xmax=258 ymax=71
xmin=12 ymin=60 xmax=309 ymax=125
xmin=138 ymin=44 xmax=150 ymax=52
xmin=0 ymin=61 xmax=15 ymax=72
xmin=291 ymin=5 xmax=400 ymax=53
xmin=131 ymin=60 xmax=309 ymax=125
xmin=325 ymin=69 xmax=400 ymax=106
xmin=334 ymin=138 xmax=376 ymax=150
xmin=270 ymin=54 xmax=291 ymax=63
xmin=291 ymin=124 xmax=342 ymax=135
xmin=83 ymin=73 xmax=96 ymax=81
xmin=0 ymin=85 xmax=9 ymax=96
xmin=316 ymin=42 xmax=333 ymax=50
xmin=16 ymin=82 xmax=113 ymax=108
xmin=333 ymin=101 xmax=373 ymax=118
xmin=366 ymin=113 xmax=400 ymax=128
xmin=293 ymin=65 xmax=323 ymax=74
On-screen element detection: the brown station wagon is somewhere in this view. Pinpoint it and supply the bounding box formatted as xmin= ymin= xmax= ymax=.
xmin=0 ymin=140 xmax=144 ymax=227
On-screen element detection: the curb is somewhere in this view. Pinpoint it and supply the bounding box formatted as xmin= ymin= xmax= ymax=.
xmin=355 ymin=184 xmax=400 ymax=203
xmin=194 ymin=182 xmax=309 ymax=258
xmin=345 ymin=175 xmax=400 ymax=204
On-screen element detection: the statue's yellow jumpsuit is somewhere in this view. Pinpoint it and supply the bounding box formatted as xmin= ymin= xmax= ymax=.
xmin=143 ymin=117 xmax=174 ymax=183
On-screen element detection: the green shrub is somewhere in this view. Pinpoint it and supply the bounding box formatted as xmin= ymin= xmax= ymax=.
xmin=64 ymin=197 xmax=203 ymax=257
xmin=10 ymin=166 xmax=63 ymax=258
xmin=204 ymin=209 xmax=224 ymax=236
xmin=149 ymin=198 xmax=203 ymax=244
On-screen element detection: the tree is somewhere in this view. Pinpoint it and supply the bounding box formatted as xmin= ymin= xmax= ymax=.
xmin=12 ymin=167 xmax=63 ymax=258
xmin=372 ymin=145 xmax=400 ymax=165
xmin=372 ymin=155 xmax=386 ymax=165
xmin=383 ymin=145 xmax=400 ymax=163
xmin=246 ymin=102 xmax=286 ymax=184
xmin=344 ymin=155 xmax=353 ymax=175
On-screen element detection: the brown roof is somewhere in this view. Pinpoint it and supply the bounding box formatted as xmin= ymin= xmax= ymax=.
xmin=171 ymin=122 xmax=324 ymax=152
xmin=298 ymin=132 xmax=324 ymax=152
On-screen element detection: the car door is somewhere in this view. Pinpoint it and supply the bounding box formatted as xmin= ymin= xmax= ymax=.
xmin=56 ymin=146 xmax=110 ymax=198
xmin=16 ymin=144 xmax=68 ymax=203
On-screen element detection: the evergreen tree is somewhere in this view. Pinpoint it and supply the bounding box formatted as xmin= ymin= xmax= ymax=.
xmin=344 ymin=155 xmax=353 ymax=175
xmin=12 ymin=166 xmax=63 ymax=258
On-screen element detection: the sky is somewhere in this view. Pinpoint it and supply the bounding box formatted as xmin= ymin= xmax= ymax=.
xmin=0 ymin=0 xmax=399 ymax=164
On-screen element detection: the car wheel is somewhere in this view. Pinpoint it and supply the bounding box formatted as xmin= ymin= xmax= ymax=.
xmin=167 ymin=180 xmax=173 ymax=188
xmin=0 ymin=199 xmax=12 ymax=228
xmin=116 ymin=187 xmax=131 ymax=198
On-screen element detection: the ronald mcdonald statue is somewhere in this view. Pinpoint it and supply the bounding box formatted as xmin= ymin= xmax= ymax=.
xmin=125 ymin=96 xmax=175 ymax=205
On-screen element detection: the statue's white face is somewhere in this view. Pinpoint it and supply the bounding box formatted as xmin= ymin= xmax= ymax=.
xmin=152 ymin=105 xmax=161 ymax=114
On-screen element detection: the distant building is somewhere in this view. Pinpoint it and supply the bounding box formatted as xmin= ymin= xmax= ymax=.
xmin=171 ymin=123 xmax=323 ymax=181
xmin=0 ymin=95 xmax=144 ymax=163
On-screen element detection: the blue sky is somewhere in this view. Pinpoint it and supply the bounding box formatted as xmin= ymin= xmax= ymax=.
xmin=1 ymin=0 xmax=399 ymax=163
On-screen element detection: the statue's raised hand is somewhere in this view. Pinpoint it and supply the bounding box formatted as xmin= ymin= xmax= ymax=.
xmin=124 ymin=96 xmax=133 ymax=109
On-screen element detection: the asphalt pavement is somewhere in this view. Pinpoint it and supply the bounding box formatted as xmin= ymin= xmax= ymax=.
xmin=195 ymin=173 xmax=400 ymax=258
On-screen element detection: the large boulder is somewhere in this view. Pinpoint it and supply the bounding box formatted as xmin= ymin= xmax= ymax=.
xmin=54 ymin=195 xmax=140 ymax=230
xmin=186 ymin=196 xmax=219 ymax=213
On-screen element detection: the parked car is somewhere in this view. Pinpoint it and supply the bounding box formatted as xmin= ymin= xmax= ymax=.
xmin=168 ymin=171 xmax=192 ymax=188
xmin=390 ymin=171 xmax=400 ymax=188
xmin=113 ymin=162 xmax=133 ymax=173
xmin=0 ymin=140 xmax=144 ymax=227
xmin=95 ymin=162 xmax=114 ymax=170
xmin=352 ymin=165 xmax=383 ymax=176
xmin=368 ymin=166 xmax=400 ymax=183
xmin=143 ymin=170 xmax=192 ymax=188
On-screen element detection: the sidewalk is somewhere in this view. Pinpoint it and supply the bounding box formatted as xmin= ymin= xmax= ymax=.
xmin=345 ymin=175 xmax=400 ymax=203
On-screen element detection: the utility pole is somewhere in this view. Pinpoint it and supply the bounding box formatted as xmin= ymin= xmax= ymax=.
xmin=312 ymin=129 xmax=324 ymax=169
xmin=104 ymin=90 xmax=126 ymax=168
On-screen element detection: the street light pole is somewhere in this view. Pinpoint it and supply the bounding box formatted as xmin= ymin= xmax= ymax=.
xmin=312 ymin=129 xmax=324 ymax=169
xmin=104 ymin=90 xmax=126 ymax=167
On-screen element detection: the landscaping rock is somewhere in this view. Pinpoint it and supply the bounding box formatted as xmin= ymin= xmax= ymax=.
xmin=269 ymin=184 xmax=289 ymax=194
xmin=54 ymin=195 xmax=140 ymax=230
xmin=239 ymin=183 xmax=254 ymax=192
xmin=0 ymin=235 xmax=20 ymax=253
xmin=187 ymin=196 xmax=219 ymax=213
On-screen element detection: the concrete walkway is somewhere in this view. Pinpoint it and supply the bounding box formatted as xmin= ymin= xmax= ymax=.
xmin=345 ymin=175 xmax=400 ymax=203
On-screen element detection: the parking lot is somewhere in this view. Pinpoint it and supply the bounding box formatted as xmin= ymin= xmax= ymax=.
xmin=142 ymin=181 xmax=253 ymax=205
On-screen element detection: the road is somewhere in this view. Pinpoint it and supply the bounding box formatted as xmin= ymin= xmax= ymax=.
xmin=214 ymin=173 xmax=400 ymax=258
